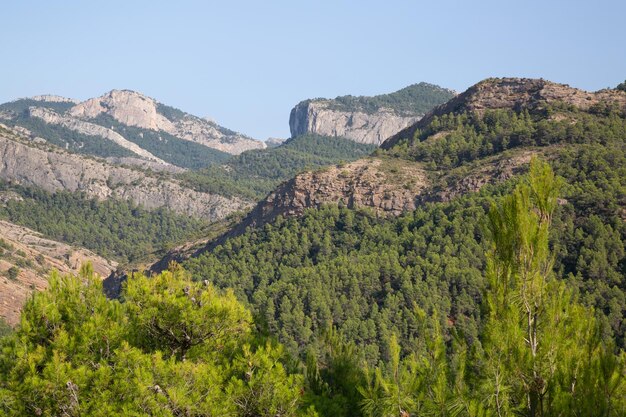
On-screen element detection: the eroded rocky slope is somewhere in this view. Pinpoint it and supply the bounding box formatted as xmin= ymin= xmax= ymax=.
xmin=69 ymin=89 xmax=264 ymax=154
xmin=0 ymin=126 xmax=252 ymax=220
xmin=0 ymin=220 xmax=117 ymax=326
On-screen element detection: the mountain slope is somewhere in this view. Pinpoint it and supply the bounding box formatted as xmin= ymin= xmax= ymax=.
xmin=382 ymin=77 xmax=626 ymax=150
xmin=289 ymin=82 xmax=455 ymax=145
xmin=0 ymin=125 xmax=252 ymax=220
xmin=179 ymin=134 xmax=376 ymax=200
xmin=0 ymin=90 xmax=265 ymax=169
xmin=175 ymin=77 xmax=626 ymax=360
xmin=0 ymin=219 xmax=117 ymax=326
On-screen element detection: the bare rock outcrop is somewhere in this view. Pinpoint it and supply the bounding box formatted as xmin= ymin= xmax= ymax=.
xmin=0 ymin=129 xmax=252 ymax=220
xmin=29 ymin=107 xmax=167 ymax=163
xmin=69 ymin=90 xmax=265 ymax=154
xmin=289 ymin=101 xmax=421 ymax=145
xmin=288 ymin=83 xmax=455 ymax=145
xmin=30 ymin=95 xmax=78 ymax=104
xmin=210 ymin=158 xmax=428 ymax=246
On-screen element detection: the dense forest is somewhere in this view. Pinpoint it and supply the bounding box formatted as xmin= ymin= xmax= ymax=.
xmin=0 ymin=181 xmax=210 ymax=263
xmin=385 ymin=102 xmax=626 ymax=169
xmin=311 ymin=82 xmax=456 ymax=116
xmin=180 ymin=134 xmax=376 ymax=200
xmin=185 ymin=134 xmax=626 ymax=361
xmin=1 ymin=162 xmax=623 ymax=416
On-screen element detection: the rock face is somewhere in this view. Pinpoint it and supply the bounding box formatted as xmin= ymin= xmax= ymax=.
xmin=30 ymin=95 xmax=78 ymax=104
xmin=265 ymin=137 xmax=286 ymax=147
xmin=289 ymin=83 xmax=456 ymax=145
xmin=0 ymin=127 xmax=252 ymax=220
xmin=289 ymin=101 xmax=421 ymax=145
xmin=210 ymin=158 xmax=428 ymax=246
xmin=382 ymin=77 xmax=626 ymax=149
xmin=70 ymin=90 xmax=174 ymax=131
xmin=29 ymin=107 xmax=167 ymax=163
xmin=69 ymin=90 xmax=265 ymax=154
xmin=0 ymin=220 xmax=117 ymax=326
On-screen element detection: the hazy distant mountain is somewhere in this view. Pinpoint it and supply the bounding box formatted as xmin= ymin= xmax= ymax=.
xmin=0 ymin=90 xmax=265 ymax=170
xmin=0 ymin=124 xmax=252 ymax=220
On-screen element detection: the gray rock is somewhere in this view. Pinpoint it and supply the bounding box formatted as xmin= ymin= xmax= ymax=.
xmin=69 ymin=90 xmax=266 ymax=155
xmin=0 ymin=130 xmax=252 ymax=221
xmin=289 ymin=100 xmax=422 ymax=145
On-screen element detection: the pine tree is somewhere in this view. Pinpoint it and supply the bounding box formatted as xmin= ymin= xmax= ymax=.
xmin=479 ymin=159 xmax=625 ymax=416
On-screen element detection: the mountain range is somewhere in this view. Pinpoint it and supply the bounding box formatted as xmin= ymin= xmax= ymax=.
xmin=0 ymin=82 xmax=453 ymax=322
xmin=1 ymin=76 xmax=626 ymax=416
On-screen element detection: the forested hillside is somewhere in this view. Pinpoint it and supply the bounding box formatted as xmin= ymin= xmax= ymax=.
xmin=185 ymin=140 xmax=626 ymax=356
xmin=325 ymin=82 xmax=456 ymax=115
xmin=1 ymin=78 xmax=625 ymax=417
xmin=180 ymin=134 xmax=376 ymax=200
xmin=1 ymin=161 xmax=623 ymax=416
xmin=0 ymin=181 xmax=210 ymax=264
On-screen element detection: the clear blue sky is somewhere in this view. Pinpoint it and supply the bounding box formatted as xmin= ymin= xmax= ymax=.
xmin=1 ymin=0 xmax=624 ymax=140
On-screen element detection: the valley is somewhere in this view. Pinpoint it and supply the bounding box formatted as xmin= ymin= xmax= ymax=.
xmin=1 ymin=77 xmax=625 ymax=416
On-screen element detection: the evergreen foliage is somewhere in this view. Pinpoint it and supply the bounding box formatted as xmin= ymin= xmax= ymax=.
xmin=315 ymin=83 xmax=455 ymax=116
xmin=0 ymin=182 xmax=209 ymax=263
xmin=387 ymin=103 xmax=626 ymax=169
xmin=89 ymin=114 xmax=232 ymax=169
xmin=0 ymin=265 xmax=310 ymax=416
xmin=180 ymin=134 xmax=376 ymax=199
xmin=357 ymin=161 xmax=626 ymax=417
xmin=0 ymin=318 xmax=12 ymax=339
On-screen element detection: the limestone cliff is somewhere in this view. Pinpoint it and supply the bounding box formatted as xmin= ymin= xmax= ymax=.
xmin=289 ymin=101 xmax=421 ymax=145
xmin=289 ymin=83 xmax=456 ymax=145
xmin=0 ymin=127 xmax=252 ymax=220
xmin=69 ymin=90 xmax=265 ymax=154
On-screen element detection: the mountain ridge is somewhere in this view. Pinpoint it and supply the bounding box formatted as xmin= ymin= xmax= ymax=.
xmin=0 ymin=89 xmax=265 ymax=170
xmin=382 ymin=77 xmax=626 ymax=149
xmin=289 ymin=82 xmax=455 ymax=145
xmin=0 ymin=125 xmax=252 ymax=220
xmin=179 ymin=77 xmax=626 ymax=262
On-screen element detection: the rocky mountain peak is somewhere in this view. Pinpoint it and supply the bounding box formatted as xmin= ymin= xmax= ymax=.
xmin=382 ymin=77 xmax=626 ymax=149
xmin=434 ymin=77 xmax=626 ymax=115
xmin=69 ymin=89 xmax=174 ymax=132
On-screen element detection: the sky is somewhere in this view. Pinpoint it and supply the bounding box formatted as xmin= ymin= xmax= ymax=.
xmin=1 ymin=0 xmax=625 ymax=140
